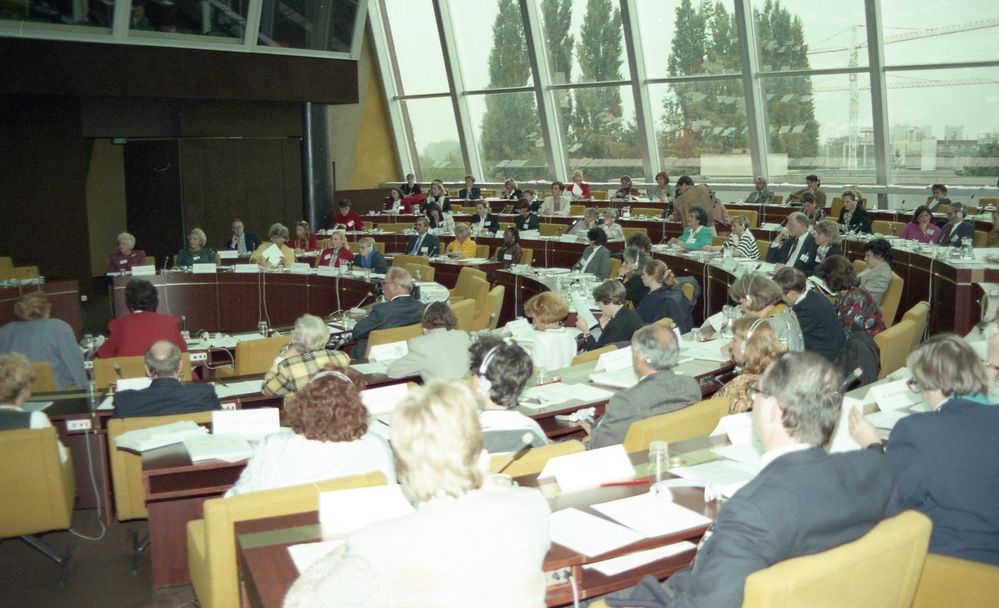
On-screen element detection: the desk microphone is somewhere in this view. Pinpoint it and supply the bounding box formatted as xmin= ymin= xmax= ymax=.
xmin=113 ymin=364 xmax=125 ymax=379
xmin=839 ymin=367 xmax=863 ymax=393
xmin=889 ymin=224 xmax=898 ymax=236
xmin=552 ymin=224 xmax=566 ymax=238
xmin=491 ymin=432 xmax=534 ymax=474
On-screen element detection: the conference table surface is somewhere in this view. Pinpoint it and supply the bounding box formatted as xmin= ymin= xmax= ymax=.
xmin=234 ymin=434 xmax=725 ymax=608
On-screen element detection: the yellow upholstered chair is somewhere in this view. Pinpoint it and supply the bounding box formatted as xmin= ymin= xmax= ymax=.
xmin=402 ymin=263 xmax=434 ymax=282
xmin=92 ymin=354 xmax=193 ymax=389
xmin=853 ymin=259 xmax=868 ymax=274
xmin=538 ymin=223 xmax=562 ymax=237
xmin=488 ymin=440 xmax=585 ymax=477
xmin=622 ymin=227 xmax=649 ymax=242
xmin=479 ymin=188 xmax=497 ymax=198
xmin=879 ymin=272 xmax=904 ymax=328
xmin=901 ymin=301 xmax=929 ymax=353
xmin=653 ymin=317 xmax=675 ymax=330
xmin=474 ymin=244 xmax=490 ymax=258
xmin=520 ymin=247 xmax=534 ymax=266
xmin=451 ymin=298 xmax=476 ymax=333
xmin=874 ymin=320 xmax=916 ymax=380
xmin=756 ymin=240 xmax=770 ymax=260
xmin=187 ymin=472 xmax=387 ymax=608
xmin=830 ymin=196 xmax=844 ymax=219
xmin=630 ymin=207 xmax=660 ymax=218
xmin=30 ymin=362 xmax=57 ymax=393
xmin=0 ymin=256 xmax=12 ymax=268
xmin=910 ymin=554 xmax=999 ymax=608
xmin=974 ymin=230 xmax=988 ymax=248
xmin=569 ymin=205 xmax=585 ymax=216
xmin=0 ymin=266 xmax=40 ymax=280
xmin=609 ymin=258 xmax=622 ymax=279
xmin=727 ymin=209 xmax=759 ymax=228
xmin=711 ymin=235 xmax=728 ymax=247
xmin=772 ymin=194 xmax=784 ymax=206
xmin=451 ymin=272 xmax=490 ymax=318
xmin=471 ymin=285 xmax=505 ymax=332
xmin=742 ymin=510 xmax=931 ymax=608
xmin=871 ymin=220 xmax=893 ymax=235
xmin=377 ymin=223 xmax=410 ymax=233
xmin=681 ymin=282 xmax=695 ymax=302
xmin=0 ymin=427 xmax=75 ymax=584
xmin=391 ymin=254 xmax=429 ymax=268
xmin=449 ymin=266 xmax=487 ymax=299
xmin=364 ymin=323 xmax=423 ymax=358
xmin=214 ymin=335 xmax=290 ymax=378
xmin=571 ymin=344 xmax=616 ymax=366
xmin=591 ymin=190 xmax=608 ymax=200
xmin=622 ymin=397 xmax=730 ymax=453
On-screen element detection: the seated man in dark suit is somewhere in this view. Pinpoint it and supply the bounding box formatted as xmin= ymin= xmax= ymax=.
xmin=222 ymin=218 xmax=261 ymax=254
xmin=935 ymin=202 xmax=976 ymax=247
xmin=607 ymin=352 xmax=905 ymax=608
xmin=585 ymin=324 xmax=701 ymax=449
xmin=113 ymin=341 xmax=222 ymax=418
xmin=457 ymin=174 xmax=481 ymax=201
xmin=774 ymin=267 xmax=845 ymax=363
xmin=404 ymin=218 xmax=440 ymax=256
xmin=766 ymin=212 xmax=819 ymax=276
xmin=350 ymin=267 xmax=425 ymax=359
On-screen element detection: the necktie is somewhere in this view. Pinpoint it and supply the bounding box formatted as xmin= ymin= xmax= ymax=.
xmin=785 ymin=237 xmax=800 ymax=264
xmin=238 ymin=236 xmax=245 ymax=254
xmin=412 ymin=235 xmax=424 ymax=255
xmin=939 ymin=224 xmax=953 ymax=245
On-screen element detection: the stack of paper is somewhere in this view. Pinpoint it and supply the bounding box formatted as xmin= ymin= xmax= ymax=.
xmin=114 ymin=420 xmax=208 ymax=452
xmin=183 ymin=433 xmax=254 ymax=462
xmin=549 ymin=508 xmax=645 ymax=557
xmin=590 ymin=369 xmax=640 ymax=389
xmin=519 ymin=383 xmax=613 ymax=409
xmin=592 ymin=492 xmax=712 ymax=538
xmin=214 ymin=379 xmax=264 ymax=399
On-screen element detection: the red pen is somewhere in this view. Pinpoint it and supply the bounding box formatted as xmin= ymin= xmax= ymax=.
xmin=600 ymin=478 xmax=650 ymax=488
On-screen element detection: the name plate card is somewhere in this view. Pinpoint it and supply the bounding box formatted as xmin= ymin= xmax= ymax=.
xmin=192 ymin=263 xmax=217 ymax=274
xmin=131 ymin=265 xmax=156 ymax=276
xmin=290 ymin=262 xmax=312 ymax=274
xmin=234 ymin=264 xmax=260 ymax=273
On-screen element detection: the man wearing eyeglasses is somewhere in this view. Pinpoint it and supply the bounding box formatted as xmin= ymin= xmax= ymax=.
xmin=607 ymin=352 xmax=904 ymax=608
xmin=350 ymin=267 xmax=424 ymax=359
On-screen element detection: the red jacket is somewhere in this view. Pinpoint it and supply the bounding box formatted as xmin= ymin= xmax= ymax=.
xmin=98 ymin=311 xmax=188 ymax=358
xmin=318 ymin=247 xmax=355 ymax=268
xmin=290 ymin=233 xmax=318 ymax=252
xmin=333 ymin=212 xmax=364 ymax=231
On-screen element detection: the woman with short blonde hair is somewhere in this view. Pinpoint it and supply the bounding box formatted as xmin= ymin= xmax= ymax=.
xmin=718 ymin=317 xmax=783 ymax=413
xmin=177 ymin=228 xmax=216 ymax=266
xmin=446 ymin=223 xmax=476 ymax=259
xmin=0 ymin=292 xmax=87 ymax=390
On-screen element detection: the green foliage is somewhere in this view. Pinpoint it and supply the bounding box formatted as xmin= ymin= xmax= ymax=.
xmin=958 ymin=142 xmax=999 ymax=177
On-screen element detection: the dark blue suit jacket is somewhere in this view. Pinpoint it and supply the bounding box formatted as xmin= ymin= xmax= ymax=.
xmin=647 ymin=448 xmax=904 ymax=607
xmin=793 ymin=289 xmax=845 ymax=362
xmin=355 ymin=250 xmax=389 ymax=274
xmin=113 ymin=377 xmax=222 ymax=418
xmin=405 ymin=233 xmax=440 ymax=256
xmin=458 ymin=187 xmax=481 ymax=201
xmin=887 ymin=398 xmax=999 ymax=565
xmin=351 ymin=295 xmax=425 ymax=358
xmin=515 ymin=213 xmax=540 ymax=231
xmin=839 ymin=205 xmax=872 ymax=234
xmin=766 ymin=232 xmax=819 ymax=276
xmin=935 ymin=221 xmax=975 ymax=247
xmin=222 ymin=233 xmax=261 ymax=252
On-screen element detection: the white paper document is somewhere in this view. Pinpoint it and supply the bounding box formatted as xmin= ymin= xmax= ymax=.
xmin=350 ymin=362 xmax=389 ymax=375
xmin=827 ymin=397 xmax=864 ymax=453
xmin=867 ymin=379 xmax=920 ymax=411
xmin=505 ymin=318 xmax=533 ymax=337
xmin=290 ymin=262 xmax=312 ymax=274
xmin=212 ymin=407 xmax=281 ymax=440
xmin=583 ymin=541 xmax=697 ymax=577
xmin=710 ymin=412 xmax=754 ymax=445
xmin=116 ymin=377 xmax=153 ymax=392
xmin=192 ymin=263 xmax=217 ymax=274
xmin=595 ymin=346 xmax=632 ymax=372
xmin=115 ymin=420 xmax=209 ymax=452
xmin=318 ymin=484 xmax=414 ymax=537
xmin=678 ymin=339 xmax=729 ymax=362
xmin=539 ymin=444 xmax=636 ymax=491
xmin=711 ymin=442 xmax=763 ymax=468
xmin=183 ymin=433 xmax=254 ymax=462
xmin=571 ymin=292 xmax=600 ymax=333
xmin=866 ymin=409 xmax=908 ymax=430
xmin=23 ymin=400 xmax=53 ymax=413
xmin=367 ymin=341 xmax=408 ymax=363
xmin=214 ymin=379 xmax=264 ymax=399
xmin=287 ymin=540 xmax=346 ymax=574
xmin=589 ymin=369 xmax=640 ymax=389
xmin=519 ymin=383 xmax=614 ymax=407
xmin=360 ymin=383 xmax=409 ymax=417
xmin=670 ymin=460 xmax=758 ymax=488
xmin=261 ymin=243 xmax=285 ymax=265
xmin=548 ymin=508 xmax=646 ymax=558
xmin=592 ymin=492 xmax=712 ymax=538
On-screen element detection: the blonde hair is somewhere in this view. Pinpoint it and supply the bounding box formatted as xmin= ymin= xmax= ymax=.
xmin=290 ymin=314 xmax=331 ymax=352
xmin=391 ymin=381 xmax=484 ymax=501
xmin=0 ymin=352 xmax=33 ymax=402
xmin=524 ymin=292 xmax=569 ymax=325
xmin=643 ymin=260 xmax=677 ymax=289
xmin=732 ymin=316 xmax=782 ymax=374
xmin=188 ymin=228 xmax=207 ymax=248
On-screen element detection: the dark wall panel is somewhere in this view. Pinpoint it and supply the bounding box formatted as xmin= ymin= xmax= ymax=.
xmin=124 ymin=140 xmax=184 ymax=267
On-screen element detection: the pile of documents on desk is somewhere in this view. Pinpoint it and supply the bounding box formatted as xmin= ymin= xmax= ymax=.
xmin=114 ymin=420 xmax=208 ymax=452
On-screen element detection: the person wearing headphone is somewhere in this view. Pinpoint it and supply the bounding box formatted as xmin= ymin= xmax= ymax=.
xmin=727 ymin=273 xmax=805 ymax=353
xmin=774 ymin=267 xmax=845 ymax=363
xmin=717 ymin=317 xmax=782 ymax=414
xmin=585 ymin=324 xmax=701 ymax=450
xmin=469 ymin=336 xmax=548 ymax=454
xmin=935 ymin=202 xmax=975 ymax=247
xmin=386 ymin=302 xmax=471 ymax=383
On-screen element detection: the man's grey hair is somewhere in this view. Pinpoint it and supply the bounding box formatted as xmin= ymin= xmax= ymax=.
xmin=145 ymin=341 xmax=182 ymax=378
xmin=631 ymin=324 xmax=680 ymax=371
xmin=760 ymin=352 xmax=843 ymax=447
xmin=788 ymin=211 xmax=810 ymax=228
xmin=949 ymin=202 xmax=966 ymax=219
xmin=385 ymin=267 xmax=414 ymax=293
xmin=291 ymin=314 xmax=331 ymax=352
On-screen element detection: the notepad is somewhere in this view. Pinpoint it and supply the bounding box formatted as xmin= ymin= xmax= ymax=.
xmin=592 ymin=493 xmax=712 ymax=538
xmin=549 ymin=508 xmax=645 ymax=558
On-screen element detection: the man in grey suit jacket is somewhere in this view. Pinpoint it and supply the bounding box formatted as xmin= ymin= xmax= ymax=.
xmin=386 ymin=302 xmax=471 ymax=382
xmin=586 ymin=324 xmax=701 ymax=449
xmin=113 ymin=341 xmax=222 ymax=418
xmin=351 ymin=268 xmax=424 ymax=359
xmin=607 ymin=353 xmax=905 ymax=608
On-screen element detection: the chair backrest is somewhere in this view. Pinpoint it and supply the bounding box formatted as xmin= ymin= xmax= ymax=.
xmin=402 ymin=263 xmax=435 ymax=282
xmin=391 ymin=254 xmax=429 ymax=268
xmin=853 ymin=259 xmax=868 ymax=275
xmin=756 ymin=240 xmax=770 ymax=260
xmin=451 ymin=298 xmax=477 ymax=333
xmin=871 ymin=220 xmax=893 ymax=235
xmin=569 ymin=205 xmax=585 ymax=216
xmin=711 ymin=235 xmax=728 ymax=247
xmin=377 ymin=223 xmax=410 ymax=234
xmin=622 ymin=227 xmax=648 ymax=241
xmin=192 ymin=472 xmax=387 ymax=608
xmin=453 ymin=275 xmax=490 ymax=316
xmin=30 ymin=362 xmax=57 ymax=393
xmin=451 ymin=266 xmax=487 ymax=296
xmin=591 ymin=190 xmax=608 ymax=200
xmin=0 ymin=266 xmax=40 ymax=281
xmin=772 ymin=194 xmax=784 ymax=206
xmin=681 ymin=282 xmax=695 ymax=302
xmin=520 ymin=247 xmax=534 ymax=266
xmin=910 ymin=553 xmax=999 ymax=608
xmin=830 ymin=196 xmax=844 ymax=219
xmin=609 ymin=258 xmax=622 ymax=279
xmin=901 ymin=301 xmax=929 ymax=353
xmin=874 ymin=319 xmax=916 ymax=380
xmin=742 ymin=510 xmax=931 ymax=608
xmin=538 ymin=223 xmax=562 ymax=237
xmin=728 ymin=209 xmax=759 ymax=228
xmin=474 ymin=244 xmax=490 ymax=259
xmin=365 ymin=323 xmax=423 ymax=358
xmin=630 ymin=207 xmax=660 ymax=217
xmin=0 ymin=427 xmax=75 ymax=538
xmin=880 ymin=272 xmax=904 ymax=328
xmin=622 ymin=397 xmax=730 ymax=453
xmin=0 ymin=256 xmax=12 ymax=268
xmin=230 ymin=335 xmax=291 ymax=376
xmin=107 ymin=411 xmax=215 ymax=521
xmin=472 ymin=285 xmax=505 ymax=332
xmin=974 ymin=230 xmax=988 ymax=248
xmin=93 ymin=354 xmax=193 ymax=389
xmin=488 ymin=440 xmax=585 ymax=477
xmin=978 ymin=197 xmax=998 ymax=209
xmin=571 ymin=344 xmax=616 ymax=366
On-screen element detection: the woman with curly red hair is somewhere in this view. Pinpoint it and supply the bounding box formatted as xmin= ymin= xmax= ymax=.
xmin=226 ymin=366 xmax=395 ymax=496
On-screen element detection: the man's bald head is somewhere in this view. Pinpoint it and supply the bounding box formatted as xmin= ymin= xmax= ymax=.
xmin=145 ymin=340 xmax=182 ymax=379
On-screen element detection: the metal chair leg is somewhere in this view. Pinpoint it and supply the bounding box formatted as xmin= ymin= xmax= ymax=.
xmin=21 ymin=535 xmax=74 ymax=586
xmin=131 ymin=530 xmax=150 ymax=576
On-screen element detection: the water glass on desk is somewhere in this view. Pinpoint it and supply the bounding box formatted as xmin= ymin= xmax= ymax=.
xmin=649 ymin=440 xmax=669 ymax=481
